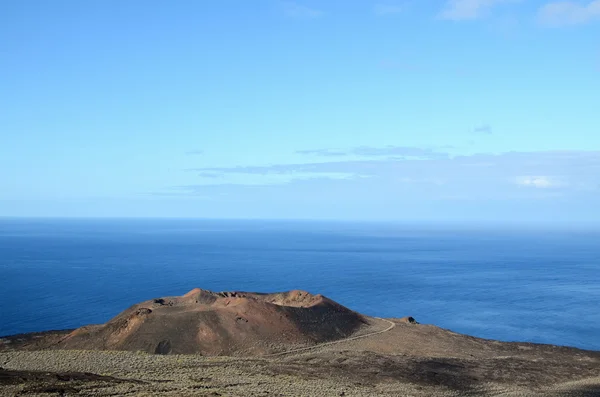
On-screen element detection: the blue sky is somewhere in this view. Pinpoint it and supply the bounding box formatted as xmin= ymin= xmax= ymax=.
xmin=1 ymin=0 xmax=599 ymax=222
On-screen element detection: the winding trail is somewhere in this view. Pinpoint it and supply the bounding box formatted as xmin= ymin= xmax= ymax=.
xmin=266 ymin=317 xmax=396 ymax=357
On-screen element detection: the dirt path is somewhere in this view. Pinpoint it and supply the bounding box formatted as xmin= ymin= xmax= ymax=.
xmin=266 ymin=317 xmax=396 ymax=357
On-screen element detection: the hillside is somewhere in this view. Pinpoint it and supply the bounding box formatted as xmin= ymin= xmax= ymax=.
xmin=47 ymin=289 xmax=371 ymax=355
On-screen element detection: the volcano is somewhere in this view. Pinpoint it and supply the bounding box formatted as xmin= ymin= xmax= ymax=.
xmin=54 ymin=289 xmax=370 ymax=355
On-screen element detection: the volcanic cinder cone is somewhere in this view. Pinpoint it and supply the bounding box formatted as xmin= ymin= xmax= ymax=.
xmin=55 ymin=289 xmax=370 ymax=355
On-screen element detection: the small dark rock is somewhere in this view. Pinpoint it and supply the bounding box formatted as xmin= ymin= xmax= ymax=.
xmin=155 ymin=339 xmax=172 ymax=355
xmin=399 ymin=316 xmax=418 ymax=324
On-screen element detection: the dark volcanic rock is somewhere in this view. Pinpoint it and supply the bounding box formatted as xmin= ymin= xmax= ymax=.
xmin=398 ymin=316 xmax=418 ymax=324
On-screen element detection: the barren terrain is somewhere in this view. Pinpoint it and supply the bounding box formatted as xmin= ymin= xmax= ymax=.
xmin=1 ymin=289 xmax=598 ymax=396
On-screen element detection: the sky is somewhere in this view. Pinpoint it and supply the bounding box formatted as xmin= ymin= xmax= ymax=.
xmin=1 ymin=0 xmax=599 ymax=223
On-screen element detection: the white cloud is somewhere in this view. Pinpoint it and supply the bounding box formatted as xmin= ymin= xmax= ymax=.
xmin=296 ymin=145 xmax=448 ymax=159
xmin=374 ymin=4 xmax=404 ymax=15
xmin=180 ymin=150 xmax=600 ymax=203
xmin=282 ymin=2 xmax=324 ymax=19
xmin=537 ymin=0 xmax=600 ymax=26
xmin=439 ymin=0 xmax=518 ymax=20
xmin=515 ymin=176 xmax=564 ymax=188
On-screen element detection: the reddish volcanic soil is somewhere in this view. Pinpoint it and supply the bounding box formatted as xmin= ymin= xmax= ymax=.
xmin=40 ymin=289 xmax=371 ymax=355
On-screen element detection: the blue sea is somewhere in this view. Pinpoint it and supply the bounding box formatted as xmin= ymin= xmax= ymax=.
xmin=1 ymin=218 xmax=599 ymax=350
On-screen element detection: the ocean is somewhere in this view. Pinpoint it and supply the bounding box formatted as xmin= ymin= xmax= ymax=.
xmin=1 ymin=218 xmax=599 ymax=350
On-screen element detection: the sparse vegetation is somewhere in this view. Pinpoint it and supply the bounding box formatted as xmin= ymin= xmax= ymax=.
xmin=1 ymin=292 xmax=599 ymax=396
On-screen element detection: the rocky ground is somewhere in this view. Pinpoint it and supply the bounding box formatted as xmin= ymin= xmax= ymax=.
xmin=2 ymin=318 xmax=599 ymax=396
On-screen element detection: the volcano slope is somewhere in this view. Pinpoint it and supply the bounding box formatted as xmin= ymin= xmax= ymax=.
xmin=43 ymin=289 xmax=373 ymax=355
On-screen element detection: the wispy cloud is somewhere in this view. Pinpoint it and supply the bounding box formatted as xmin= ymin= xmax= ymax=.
xmin=374 ymin=4 xmax=405 ymax=15
xmin=185 ymin=150 xmax=600 ymax=200
xmin=198 ymin=172 xmax=222 ymax=178
xmin=515 ymin=175 xmax=564 ymax=188
xmin=282 ymin=1 xmax=324 ymax=19
xmin=474 ymin=124 xmax=493 ymax=134
xmin=297 ymin=145 xmax=449 ymax=159
xmin=296 ymin=149 xmax=348 ymax=157
xmin=537 ymin=0 xmax=600 ymax=26
xmin=439 ymin=0 xmax=518 ymax=21
xmin=352 ymin=145 xmax=449 ymax=158
xmin=154 ymin=150 xmax=600 ymax=221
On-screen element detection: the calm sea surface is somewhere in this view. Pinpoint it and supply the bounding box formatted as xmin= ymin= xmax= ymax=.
xmin=1 ymin=218 xmax=599 ymax=350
